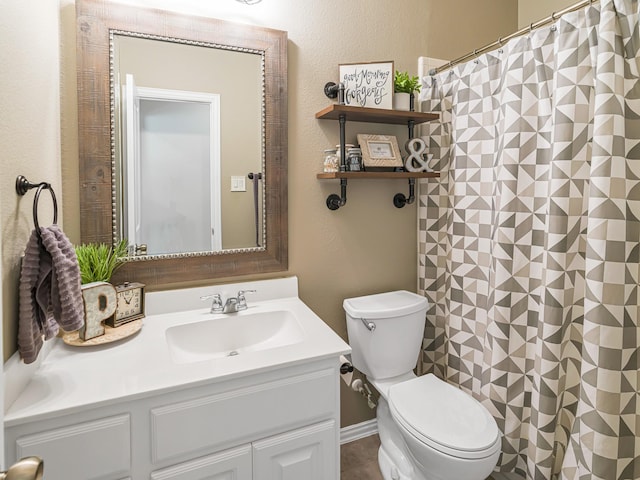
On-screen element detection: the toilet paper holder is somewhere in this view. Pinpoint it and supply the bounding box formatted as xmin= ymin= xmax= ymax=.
xmin=339 ymin=354 xmax=354 ymax=386
xmin=338 ymin=355 xmax=377 ymax=409
xmin=340 ymin=360 xmax=353 ymax=375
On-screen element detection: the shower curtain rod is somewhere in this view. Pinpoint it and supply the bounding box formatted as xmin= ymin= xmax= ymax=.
xmin=428 ymin=0 xmax=599 ymax=75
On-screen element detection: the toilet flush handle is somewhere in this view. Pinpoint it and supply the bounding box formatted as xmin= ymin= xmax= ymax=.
xmin=360 ymin=317 xmax=376 ymax=332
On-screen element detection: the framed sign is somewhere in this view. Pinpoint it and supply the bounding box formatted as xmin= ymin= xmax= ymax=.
xmin=357 ymin=134 xmax=402 ymax=168
xmin=339 ymin=61 xmax=393 ymax=109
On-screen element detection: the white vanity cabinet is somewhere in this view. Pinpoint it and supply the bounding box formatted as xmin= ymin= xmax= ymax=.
xmin=4 ymin=277 xmax=351 ymax=480
xmin=150 ymin=444 xmax=253 ymax=480
xmin=150 ymin=420 xmax=336 ymax=480
xmin=8 ymin=413 xmax=132 ymax=479
xmin=252 ymin=420 xmax=336 ymax=480
xmin=5 ymin=359 xmax=341 ymax=480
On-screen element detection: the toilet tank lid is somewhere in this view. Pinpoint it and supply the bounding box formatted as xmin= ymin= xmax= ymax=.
xmin=343 ymin=290 xmax=428 ymax=319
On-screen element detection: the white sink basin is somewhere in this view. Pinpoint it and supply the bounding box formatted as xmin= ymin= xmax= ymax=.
xmin=165 ymin=309 xmax=306 ymax=364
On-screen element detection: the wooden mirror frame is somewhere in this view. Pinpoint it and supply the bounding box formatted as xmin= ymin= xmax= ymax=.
xmin=76 ymin=0 xmax=288 ymax=288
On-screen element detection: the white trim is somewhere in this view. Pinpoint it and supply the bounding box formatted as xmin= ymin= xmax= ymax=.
xmin=0 ymin=206 xmax=3 ymax=467
xmin=340 ymin=419 xmax=378 ymax=445
xmin=124 ymin=74 xmax=140 ymax=247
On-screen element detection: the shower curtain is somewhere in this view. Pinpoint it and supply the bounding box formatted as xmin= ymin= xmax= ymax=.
xmin=418 ymin=1 xmax=640 ymax=479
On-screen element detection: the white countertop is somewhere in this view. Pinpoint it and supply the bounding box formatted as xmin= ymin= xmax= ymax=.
xmin=5 ymin=277 xmax=350 ymax=427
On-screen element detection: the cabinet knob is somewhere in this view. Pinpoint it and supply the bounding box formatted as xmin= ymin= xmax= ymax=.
xmin=0 ymin=456 xmax=43 ymax=480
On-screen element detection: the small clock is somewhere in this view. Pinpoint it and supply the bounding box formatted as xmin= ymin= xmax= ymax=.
xmin=107 ymin=282 xmax=146 ymax=327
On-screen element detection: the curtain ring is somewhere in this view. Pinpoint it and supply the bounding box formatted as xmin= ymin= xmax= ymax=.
xmin=498 ymin=37 xmax=503 ymax=45
xmin=529 ymin=23 xmax=534 ymax=33
xmin=551 ymin=11 xmax=557 ymax=20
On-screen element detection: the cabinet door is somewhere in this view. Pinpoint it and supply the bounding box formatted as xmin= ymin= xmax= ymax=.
xmin=253 ymin=420 xmax=337 ymax=480
xmin=14 ymin=414 xmax=131 ymax=480
xmin=150 ymin=444 xmax=251 ymax=480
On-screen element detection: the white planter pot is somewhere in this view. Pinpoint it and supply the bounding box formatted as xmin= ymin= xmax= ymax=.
xmin=393 ymin=92 xmax=411 ymax=111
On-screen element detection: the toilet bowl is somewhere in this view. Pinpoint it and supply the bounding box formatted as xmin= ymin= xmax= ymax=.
xmin=344 ymin=291 xmax=502 ymax=480
xmin=375 ymin=373 xmax=501 ymax=480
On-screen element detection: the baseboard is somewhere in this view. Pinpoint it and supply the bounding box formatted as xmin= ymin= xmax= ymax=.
xmin=340 ymin=419 xmax=378 ymax=444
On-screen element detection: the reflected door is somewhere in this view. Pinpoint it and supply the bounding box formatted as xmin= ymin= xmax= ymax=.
xmin=124 ymin=75 xmax=221 ymax=255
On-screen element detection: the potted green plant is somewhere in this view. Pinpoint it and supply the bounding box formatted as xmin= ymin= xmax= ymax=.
xmin=393 ymin=71 xmax=421 ymax=111
xmin=74 ymin=240 xmax=129 ymax=341
xmin=75 ymin=239 xmax=128 ymax=284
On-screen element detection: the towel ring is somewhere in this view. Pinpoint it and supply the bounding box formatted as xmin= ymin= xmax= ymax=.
xmin=15 ymin=175 xmax=58 ymax=234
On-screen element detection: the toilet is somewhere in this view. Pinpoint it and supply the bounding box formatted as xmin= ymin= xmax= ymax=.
xmin=344 ymin=290 xmax=501 ymax=480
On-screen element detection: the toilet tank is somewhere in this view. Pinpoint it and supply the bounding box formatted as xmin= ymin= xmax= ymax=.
xmin=344 ymin=291 xmax=428 ymax=381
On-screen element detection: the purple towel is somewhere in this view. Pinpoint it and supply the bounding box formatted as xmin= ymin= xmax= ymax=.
xmin=18 ymin=225 xmax=84 ymax=364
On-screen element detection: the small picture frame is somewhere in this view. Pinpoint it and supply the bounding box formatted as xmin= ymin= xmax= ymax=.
xmin=339 ymin=61 xmax=394 ymax=109
xmin=357 ymin=134 xmax=403 ymax=168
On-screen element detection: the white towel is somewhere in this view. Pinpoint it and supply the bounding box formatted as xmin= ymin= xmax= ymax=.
xmin=18 ymin=225 xmax=84 ymax=364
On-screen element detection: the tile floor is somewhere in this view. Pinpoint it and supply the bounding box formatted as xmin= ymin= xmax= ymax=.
xmin=341 ymin=434 xmax=384 ymax=480
xmin=340 ymin=434 xmax=523 ymax=480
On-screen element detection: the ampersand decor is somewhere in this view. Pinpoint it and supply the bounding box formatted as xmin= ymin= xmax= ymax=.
xmin=404 ymin=137 xmax=433 ymax=172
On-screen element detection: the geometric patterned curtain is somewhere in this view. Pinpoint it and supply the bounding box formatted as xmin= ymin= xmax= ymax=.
xmin=417 ymin=1 xmax=640 ymax=478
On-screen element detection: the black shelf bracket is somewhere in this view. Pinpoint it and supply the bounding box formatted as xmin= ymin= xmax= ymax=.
xmin=324 ymin=82 xmax=345 ymax=105
xmin=393 ymin=118 xmax=416 ymax=208
xmin=325 ymin=113 xmax=348 ymax=210
xmin=407 ymin=119 xmax=416 ymax=140
xmin=393 ymin=178 xmax=416 ymax=208
xmin=327 ymin=178 xmax=348 ymax=210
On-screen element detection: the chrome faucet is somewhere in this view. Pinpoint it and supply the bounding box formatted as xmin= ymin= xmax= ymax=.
xmin=201 ymin=290 xmax=256 ymax=314
xmin=200 ymin=293 xmax=223 ymax=314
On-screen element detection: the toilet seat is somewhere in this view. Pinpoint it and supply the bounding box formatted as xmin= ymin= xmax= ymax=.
xmin=388 ymin=374 xmax=501 ymax=460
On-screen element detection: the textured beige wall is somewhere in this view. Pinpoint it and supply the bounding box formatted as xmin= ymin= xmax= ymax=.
xmin=3 ymin=0 xmax=516 ymax=427
xmin=518 ymin=0 xmax=579 ymax=28
xmin=0 ymin=1 xmax=63 ymax=364
xmin=423 ymin=0 xmax=517 ymax=60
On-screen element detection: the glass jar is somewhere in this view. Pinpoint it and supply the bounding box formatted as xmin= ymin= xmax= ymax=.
xmin=323 ymin=149 xmax=339 ymax=173
xmin=336 ymin=144 xmax=355 ymax=171
xmin=347 ymin=147 xmax=363 ymax=172
xmin=335 ymin=144 xmax=355 ymax=157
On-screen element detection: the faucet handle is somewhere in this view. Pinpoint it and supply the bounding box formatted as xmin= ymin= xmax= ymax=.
xmin=200 ymin=293 xmax=223 ymax=313
xmin=237 ymin=289 xmax=256 ymax=309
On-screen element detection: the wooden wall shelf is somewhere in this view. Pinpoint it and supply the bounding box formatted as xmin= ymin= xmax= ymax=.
xmin=317 ymin=172 xmax=440 ymax=180
xmin=315 ymin=102 xmax=440 ymax=210
xmin=315 ymin=104 xmax=438 ymax=125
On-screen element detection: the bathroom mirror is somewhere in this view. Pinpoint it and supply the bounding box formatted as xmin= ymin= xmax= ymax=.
xmin=76 ymin=0 xmax=288 ymax=287
xmin=113 ymin=35 xmax=264 ymax=255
